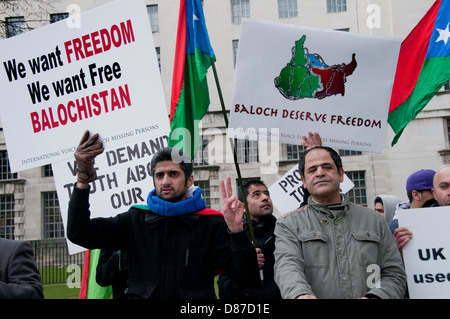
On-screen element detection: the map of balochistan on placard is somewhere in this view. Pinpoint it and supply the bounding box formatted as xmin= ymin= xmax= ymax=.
xmin=228 ymin=19 xmax=401 ymax=153
xmin=274 ymin=35 xmax=357 ymax=100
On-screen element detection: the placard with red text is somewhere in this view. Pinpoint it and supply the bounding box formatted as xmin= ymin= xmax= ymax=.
xmin=0 ymin=0 xmax=169 ymax=172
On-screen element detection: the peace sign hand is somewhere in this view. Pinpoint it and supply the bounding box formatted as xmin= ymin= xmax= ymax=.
xmin=220 ymin=177 xmax=244 ymax=233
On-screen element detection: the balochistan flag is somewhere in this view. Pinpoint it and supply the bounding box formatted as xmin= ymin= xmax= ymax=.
xmin=388 ymin=0 xmax=450 ymax=146
xmin=169 ymin=0 xmax=216 ymax=158
xmin=79 ymin=249 xmax=112 ymax=299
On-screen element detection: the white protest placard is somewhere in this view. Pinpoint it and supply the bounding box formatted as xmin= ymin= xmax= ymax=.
xmin=53 ymin=134 xmax=168 ymax=255
xmin=0 ymin=0 xmax=169 ymax=172
xmin=269 ymin=164 xmax=354 ymax=215
xmin=228 ymin=19 xmax=401 ymax=153
xmin=397 ymin=207 xmax=450 ymax=299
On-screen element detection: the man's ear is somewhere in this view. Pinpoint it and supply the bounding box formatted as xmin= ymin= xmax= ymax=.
xmin=187 ymin=174 xmax=194 ymax=188
xmin=339 ymin=168 xmax=344 ymax=183
xmin=301 ymin=175 xmax=307 ymax=190
xmin=411 ymin=190 xmax=421 ymax=201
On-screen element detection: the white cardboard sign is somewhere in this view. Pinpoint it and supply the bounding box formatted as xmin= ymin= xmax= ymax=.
xmin=397 ymin=207 xmax=450 ymax=299
xmin=0 ymin=0 xmax=169 ymax=172
xmin=228 ymin=19 xmax=401 ymax=153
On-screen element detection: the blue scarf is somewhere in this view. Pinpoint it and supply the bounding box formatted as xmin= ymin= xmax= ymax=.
xmin=147 ymin=187 xmax=206 ymax=217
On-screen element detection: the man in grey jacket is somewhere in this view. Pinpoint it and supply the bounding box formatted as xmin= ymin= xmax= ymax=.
xmin=274 ymin=146 xmax=406 ymax=299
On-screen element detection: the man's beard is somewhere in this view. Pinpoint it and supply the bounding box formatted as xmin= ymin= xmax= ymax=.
xmin=158 ymin=184 xmax=188 ymax=203
xmin=163 ymin=191 xmax=186 ymax=203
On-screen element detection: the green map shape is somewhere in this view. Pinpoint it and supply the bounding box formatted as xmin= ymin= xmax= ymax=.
xmin=274 ymin=35 xmax=322 ymax=99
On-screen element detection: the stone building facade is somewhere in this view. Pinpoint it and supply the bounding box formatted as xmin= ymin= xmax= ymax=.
xmin=0 ymin=0 xmax=448 ymax=242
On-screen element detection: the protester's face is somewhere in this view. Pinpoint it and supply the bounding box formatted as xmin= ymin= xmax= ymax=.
xmin=153 ymin=161 xmax=193 ymax=202
xmin=374 ymin=202 xmax=384 ymax=215
xmin=432 ymin=167 xmax=450 ymax=206
xmin=301 ymin=149 xmax=344 ymax=204
xmin=246 ymin=184 xmax=273 ymax=222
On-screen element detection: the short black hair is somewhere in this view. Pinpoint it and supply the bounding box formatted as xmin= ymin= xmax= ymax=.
xmin=238 ymin=179 xmax=267 ymax=202
xmin=298 ymin=146 xmax=343 ymax=178
xmin=374 ymin=196 xmax=383 ymax=205
xmin=150 ymin=147 xmax=193 ymax=182
xmin=406 ymin=189 xmax=431 ymax=203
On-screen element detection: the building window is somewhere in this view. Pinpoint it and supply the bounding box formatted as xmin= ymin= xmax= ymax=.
xmin=232 ymin=40 xmax=239 ymax=68
xmin=447 ymin=118 xmax=450 ymax=148
xmin=50 ymin=13 xmax=69 ymax=23
xmin=193 ymin=139 xmax=209 ymax=166
xmin=327 ymin=0 xmax=347 ymax=13
xmin=236 ymin=139 xmax=258 ymax=163
xmin=43 ymin=164 xmax=53 ymax=177
xmin=286 ymin=144 xmax=306 ymax=160
xmin=6 ymin=16 xmax=25 ymax=38
xmin=278 ymin=0 xmax=298 ymax=19
xmin=194 ymin=181 xmax=211 ymax=208
xmin=346 ymin=171 xmax=367 ymax=207
xmin=147 ymin=5 xmax=159 ymax=32
xmin=444 ymin=79 xmax=450 ymax=91
xmin=0 ymin=151 xmax=17 ymax=180
xmin=43 ymin=192 xmax=64 ymax=239
xmin=0 ymin=195 xmax=15 ymax=239
xmin=155 ymin=47 xmax=161 ymax=71
xmin=338 ymin=150 xmax=362 ymax=156
xmin=231 ymin=0 xmax=250 ymax=24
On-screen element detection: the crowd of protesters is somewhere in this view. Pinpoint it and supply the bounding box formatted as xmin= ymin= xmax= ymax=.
xmin=1 ymin=131 xmax=448 ymax=299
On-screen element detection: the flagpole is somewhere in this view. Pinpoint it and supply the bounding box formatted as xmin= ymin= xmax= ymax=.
xmin=210 ymin=58 xmax=257 ymax=247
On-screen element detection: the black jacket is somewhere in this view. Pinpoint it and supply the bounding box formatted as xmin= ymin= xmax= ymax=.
xmin=217 ymin=215 xmax=282 ymax=299
xmin=68 ymin=186 xmax=260 ymax=299
xmin=96 ymin=249 xmax=128 ymax=299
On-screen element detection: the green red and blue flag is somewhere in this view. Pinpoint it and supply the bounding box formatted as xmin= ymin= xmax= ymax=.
xmin=169 ymin=0 xmax=215 ymax=158
xmin=388 ymin=0 xmax=450 ymax=145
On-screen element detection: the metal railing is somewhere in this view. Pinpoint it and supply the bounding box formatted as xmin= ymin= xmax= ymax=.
xmin=29 ymin=239 xmax=84 ymax=284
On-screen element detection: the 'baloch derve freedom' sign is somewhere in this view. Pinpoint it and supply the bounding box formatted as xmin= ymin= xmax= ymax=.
xmin=229 ymin=19 xmax=401 ymax=153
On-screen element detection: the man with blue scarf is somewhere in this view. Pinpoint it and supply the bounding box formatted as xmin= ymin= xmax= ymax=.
xmin=67 ymin=131 xmax=261 ymax=299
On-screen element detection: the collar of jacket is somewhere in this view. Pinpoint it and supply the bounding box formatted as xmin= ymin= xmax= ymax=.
xmin=243 ymin=214 xmax=276 ymax=232
xmin=243 ymin=214 xmax=276 ymax=247
xmin=144 ymin=210 xmax=201 ymax=227
xmin=146 ymin=187 xmax=206 ymax=217
xmin=308 ymin=194 xmax=349 ymax=220
xmin=143 ymin=208 xmax=224 ymax=227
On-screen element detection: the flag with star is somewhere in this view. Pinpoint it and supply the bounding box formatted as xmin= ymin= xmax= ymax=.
xmin=169 ymin=0 xmax=215 ymax=158
xmin=388 ymin=0 xmax=450 ymax=146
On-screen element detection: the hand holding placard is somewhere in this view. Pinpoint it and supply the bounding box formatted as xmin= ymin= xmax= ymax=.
xmin=74 ymin=130 xmax=104 ymax=186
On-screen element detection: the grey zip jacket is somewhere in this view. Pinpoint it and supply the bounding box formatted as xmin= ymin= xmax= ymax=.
xmin=274 ymin=195 xmax=406 ymax=299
